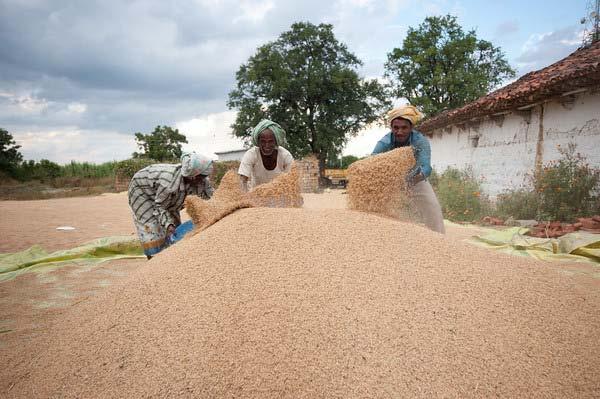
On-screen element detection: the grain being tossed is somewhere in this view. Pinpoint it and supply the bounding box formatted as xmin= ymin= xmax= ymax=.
xmin=371 ymin=105 xmax=445 ymax=233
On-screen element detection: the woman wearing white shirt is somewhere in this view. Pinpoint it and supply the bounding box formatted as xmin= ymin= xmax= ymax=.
xmin=238 ymin=119 xmax=294 ymax=192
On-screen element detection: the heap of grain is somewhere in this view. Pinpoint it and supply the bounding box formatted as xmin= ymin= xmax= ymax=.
xmin=346 ymin=147 xmax=415 ymax=220
xmin=3 ymin=207 xmax=599 ymax=398
xmin=185 ymin=166 xmax=303 ymax=231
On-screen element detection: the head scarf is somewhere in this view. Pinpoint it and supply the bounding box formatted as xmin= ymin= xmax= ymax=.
xmin=180 ymin=152 xmax=213 ymax=177
xmin=251 ymin=119 xmax=287 ymax=147
xmin=386 ymin=105 xmax=424 ymax=127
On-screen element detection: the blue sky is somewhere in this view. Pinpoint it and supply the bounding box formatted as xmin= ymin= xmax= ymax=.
xmin=0 ymin=0 xmax=590 ymax=163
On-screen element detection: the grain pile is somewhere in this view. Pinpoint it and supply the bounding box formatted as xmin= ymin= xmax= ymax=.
xmin=2 ymin=208 xmax=599 ymax=398
xmin=185 ymin=170 xmax=252 ymax=232
xmin=347 ymin=147 xmax=415 ymax=220
xmin=186 ymin=166 xmax=303 ymax=231
xmin=244 ymin=165 xmax=303 ymax=208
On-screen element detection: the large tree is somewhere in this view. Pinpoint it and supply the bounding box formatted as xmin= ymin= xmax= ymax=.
xmin=133 ymin=125 xmax=187 ymax=162
xmin=0 ymin=128 xmax=23 ymax=176
xmin=384 ymin=15 xmax=515 ymax=116
xmin=227 ymin=22 xmax=389 ymax=179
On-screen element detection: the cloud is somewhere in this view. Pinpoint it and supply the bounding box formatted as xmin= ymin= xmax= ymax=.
xmin=176 ymin=111 xmax=246 ymax=159
xmin=233 ymin=0 xmax=275 ymax=24
xmin=494 ymin=20 xmax=519 ymax=37
xmin=0 ymin=90 xmax=49 ymax=115
xmin=13 ymin=127 xmax=137 ymax=163
xmin=515 ymin=26 xmax=582 ymax=74
xmin=343 ymin=124 xmax=382 ymax=157
xmin=67 ymin=102 xmax=87 ymax=114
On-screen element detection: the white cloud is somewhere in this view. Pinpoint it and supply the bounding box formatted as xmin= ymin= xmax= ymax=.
xmin=515 ymin=26 xmax=582 ymax=73
xmin=177 ymin=111 xmax=246 ymax=159
xmin=494 ymin=20 xmax=519 ymax=37
xmin=67 ymin=102 xmax=87 ymax=114
xmin=6 ymin=92 xmax=49 ymax=114
xmin=339 ymin=0 xmax=376 ymax=11
xmin=233 ymin=0 xmax=275 ymax=24
xmin=343 ymin=123 xmax=383 ymax=157
xmin=14 ymin=128 xmax=137 ymax=163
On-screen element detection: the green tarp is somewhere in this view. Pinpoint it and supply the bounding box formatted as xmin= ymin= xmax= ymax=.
xmin=466 ymin=225 xmax=600 ymax=264
xmin=0 ymin=236 xmax=144 ymax=282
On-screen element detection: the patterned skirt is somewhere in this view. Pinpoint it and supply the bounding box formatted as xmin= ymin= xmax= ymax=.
xmin=132 ymin=217 xmax=196 ymax=258
xmin=132 ymin=216 xmax=169 ymax=257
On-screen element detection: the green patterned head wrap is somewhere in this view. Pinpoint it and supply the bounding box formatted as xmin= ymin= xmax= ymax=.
xmin=251 ymin=119 xmax=287 ymax=147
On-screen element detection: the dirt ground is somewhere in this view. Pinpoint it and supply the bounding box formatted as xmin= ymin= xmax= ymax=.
xmin=1 ymin=190 xmax=598 ymax=395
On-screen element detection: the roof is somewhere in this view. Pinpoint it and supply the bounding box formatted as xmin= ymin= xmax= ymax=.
xmin=418 ymin=40 xmax=600 ymax=134
xmin=214 ymin=149 xmax=247 ymax=155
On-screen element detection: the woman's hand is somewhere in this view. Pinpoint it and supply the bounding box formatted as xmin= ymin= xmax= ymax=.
xmin=167 ymin=224 xmax=176 ymax=236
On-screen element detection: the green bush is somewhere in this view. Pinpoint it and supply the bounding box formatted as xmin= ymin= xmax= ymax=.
xmin=13 ymin=159 xmax=118 ymax=181
xmin=114 ymin=158 xmax=158 ymax=179
xmin=211 ymin=161 xmax=240 ymax=187
xmin=494 ymin=189 xmax=539 ymax=220
xmin=15 ymin=159 xmax=62 ymax=181
xmin=534 ymin=143 xmax=599 ymax=221
xmin=61 ymin=161 xmax=117 ymax=178
xmin=430 ymin=167 xmax=491 ymax=222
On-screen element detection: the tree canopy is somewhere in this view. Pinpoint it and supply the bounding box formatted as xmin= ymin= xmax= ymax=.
xmin=227 ymin=22 xmax=389 ymax=176
xmin=133 ymin=125 xmax=188 ymax=162
xmin=0 ymin=128 xmax=23 ymax=176
xmin=384 ymin=15 xmax=515 ymax=116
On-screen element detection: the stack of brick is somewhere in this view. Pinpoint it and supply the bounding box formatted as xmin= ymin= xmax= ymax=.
xmin=296 ymin=155 xmax=319 ymax=193
xmin=526 ymin=216 xmax=600 ymax=238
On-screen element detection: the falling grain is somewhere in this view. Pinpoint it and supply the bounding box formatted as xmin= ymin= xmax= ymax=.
xmin=186 ymin=165 xmax=303 ymax=231
xmin=347 ymin=147 xmax=415 ymax=220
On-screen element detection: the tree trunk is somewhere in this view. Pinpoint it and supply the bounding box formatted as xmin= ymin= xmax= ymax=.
xmin=316 ymin=152 xmax=328 ymax=188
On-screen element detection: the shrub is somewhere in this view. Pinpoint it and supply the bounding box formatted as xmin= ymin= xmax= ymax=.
xmin=430 ymin=166 xmax=491 ymax=222
xmin=534 ymin=143 xmax=600 ymax=221
xmin=62 ymin=161 xmax=117 ymax=178
xmin=211 ymin=161 xmax=240 ymax=187
xmin=114 ymin=158 xmax=158 ymax=179
xmin=494 ymin=189 xmax=539 ymax=220
xmin=15 ymin=159 xmax=62 ymax=181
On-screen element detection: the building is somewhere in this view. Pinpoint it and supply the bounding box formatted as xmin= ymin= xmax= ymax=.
xmin=418 ymin=40 xmax=600 ymax=197
xmin=214 ymin=149 xmax=247 ymax=162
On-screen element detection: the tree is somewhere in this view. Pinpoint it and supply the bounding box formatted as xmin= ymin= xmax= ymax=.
xmin=227 ymin=22 xmax=389 ymax=181
xmin=340 ymin=155 xmax=360 ymax=169
xmin=326 ymin=154 xmax=360 ymax=169
xmin=0 ymin=128 xmax=23 ymax=177
xmin=384 ymin=15 xmax=515 ymax=116
xmin=132 ymin=125 xmax=187 ymax=162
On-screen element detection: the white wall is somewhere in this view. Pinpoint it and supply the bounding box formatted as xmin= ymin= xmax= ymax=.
xmin=428 ymin=91 xmax=600 ymax=197
xmin=216 ymin=150 xmax=246 ymax=162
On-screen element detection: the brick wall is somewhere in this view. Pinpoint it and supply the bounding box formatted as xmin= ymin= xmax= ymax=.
xmin=296 ymin=155 xmax=320 ymax=193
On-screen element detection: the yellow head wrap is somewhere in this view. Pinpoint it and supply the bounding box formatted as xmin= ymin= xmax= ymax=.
xmin=386 ymin=105 xmax=424 ymax=127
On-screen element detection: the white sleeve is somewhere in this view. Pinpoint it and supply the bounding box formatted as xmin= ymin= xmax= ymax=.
xmin=238 ymin=148 xmax=256 ymax=178
xmin=281 ymin=148 xmax=294 ymax=172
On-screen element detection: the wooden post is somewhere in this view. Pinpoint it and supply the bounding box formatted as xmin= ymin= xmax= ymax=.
xmin=534 ymin=104 xmax=545 ymax=180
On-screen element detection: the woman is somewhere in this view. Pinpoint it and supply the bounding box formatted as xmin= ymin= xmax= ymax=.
xmin=238 ymin=119 xmax=294 ymax=192
xmin=372 ymin=105 xmax=445 ymax=234
xmin=128 ymin=152 xmax=214 ymax=258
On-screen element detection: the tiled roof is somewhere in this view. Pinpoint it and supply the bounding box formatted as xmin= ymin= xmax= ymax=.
xmin=418 ymin=40 xmax=600 ymax=134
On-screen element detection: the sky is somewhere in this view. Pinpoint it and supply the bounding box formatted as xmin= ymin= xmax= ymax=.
xmin=0 ymin=0 xmax=591 ymax=163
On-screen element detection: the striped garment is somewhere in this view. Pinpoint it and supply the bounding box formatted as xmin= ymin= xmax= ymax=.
xmin=128 ymin=163 xmax=213 ymax=256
